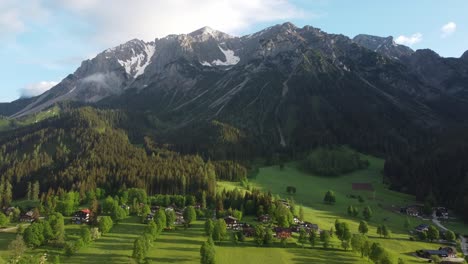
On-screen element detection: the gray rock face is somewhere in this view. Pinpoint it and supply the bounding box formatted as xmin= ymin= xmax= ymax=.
xmin=353 ymin=34 xmax=414 ymax=59
xmin=7 ymin=22 xmax=468 ymax=121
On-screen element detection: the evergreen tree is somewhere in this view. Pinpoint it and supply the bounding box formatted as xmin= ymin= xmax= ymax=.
xmin=183 ymin=206 xmax=197 ymax=227
xmin=98 ymin=216 xmax=113 ymax=234
xmin=309 ymin=229 xmax=317 ymax=247
xmin=204 ymin=219 xmax=214 ymax=236
xmin=427 ymin=225 xmax=439 ymax=242
xmin=213 ymin=219 xmax=227 ymax=242
xmin=362 ymin=206 xmax=373 ymax=221
xmin=200 ymin=238 xmax=215 ymax=264
xmin=323 ymin=190 xmax=336 ymax=204
xmin=320 ymin=230 xmax=331 ymax=249
xmin=358 ymin=220 xmax=369 ymax=234
xmin=298 ymin=228 xmax=308 ymax=248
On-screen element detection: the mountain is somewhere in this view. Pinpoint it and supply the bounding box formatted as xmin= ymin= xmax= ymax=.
xmin=1 ymin=22 xmax=468 ymax=220
xmin=3 ymin=22 xmax=468 ymax=153
xmin=352 ymin=34 xmax=414 ymax=59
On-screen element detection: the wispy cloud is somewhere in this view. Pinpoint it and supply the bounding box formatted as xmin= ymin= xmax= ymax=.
xmin=20 ymin=81 xmax=58 ymax=98
xmin=395 ymin=33 xmax=423 ymax=46
xmin=441 ymin=22 xmax=456 ymax=38
xmin=0 ymin=0 xmax=49 ymax=39
xmin=52 ymin=0 xmax=305 ymax=46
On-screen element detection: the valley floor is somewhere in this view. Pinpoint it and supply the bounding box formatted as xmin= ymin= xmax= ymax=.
xmin=1 ymin=156 xmax=467 ymax=263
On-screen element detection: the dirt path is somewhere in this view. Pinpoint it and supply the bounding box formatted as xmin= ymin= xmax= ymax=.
xmin=432 ymin=212 xmax=448 ymax=231
xmin=0 ymin=226 xmax=17 ymax=232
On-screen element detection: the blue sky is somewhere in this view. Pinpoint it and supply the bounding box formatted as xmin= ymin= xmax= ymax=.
xmin=0 ymin=0 xmax=467 ymax=102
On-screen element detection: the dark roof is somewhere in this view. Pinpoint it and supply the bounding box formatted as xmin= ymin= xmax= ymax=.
xmin=423 ymin=250 xmax=448 ymax=255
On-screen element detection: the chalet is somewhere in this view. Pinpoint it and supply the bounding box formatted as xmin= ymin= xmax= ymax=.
xmin=257 ymin=214 xmax=271 ymax=223
xmin=401 ymin=205 xmax=422 ymax=216
xmin=274 ymin=227 xmax=292 ymax=239
xmin=436 ymin=207 xmax=449 ymax=219
xmin=415 ymin=224 xmax=429 ymax=233
xmin=20 ymin=210 xmax=36 ymax=223
xmin=223 ymin=216 xmax=238 ymax=229
xmin=417 ymin=249 xmax=449 ymax=258
xmin=71 ymin=209 xmax=90 ymax=224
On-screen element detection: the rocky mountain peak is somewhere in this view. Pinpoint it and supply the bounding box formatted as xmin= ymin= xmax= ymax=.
xmin=461 ymin=50 xmax=468 ymax=61
xmin=188 ymin=26 xmax=232 ymax=41
xmin=353 ymin=34 xmax=413 ymax=60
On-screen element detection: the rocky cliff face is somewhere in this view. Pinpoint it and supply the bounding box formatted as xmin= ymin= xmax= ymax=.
xmin=5 ymin=22 xmax=468 ymax=149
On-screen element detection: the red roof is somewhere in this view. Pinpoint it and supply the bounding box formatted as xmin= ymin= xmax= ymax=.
xmin=81 ymin=209 xmax=91 ymax=214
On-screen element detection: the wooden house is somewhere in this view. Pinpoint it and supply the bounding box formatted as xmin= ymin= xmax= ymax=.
xmin=71 ymin=209 xmax=90 ymax=224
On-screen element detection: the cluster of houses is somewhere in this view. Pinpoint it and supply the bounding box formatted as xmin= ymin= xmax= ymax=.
xmin=400 ymin=205 xmax=449 ymax=219
xmin=222 ymin=214 xmax=320 ymax=239
xmin=145 ymin=205 xmax=188 ymax=226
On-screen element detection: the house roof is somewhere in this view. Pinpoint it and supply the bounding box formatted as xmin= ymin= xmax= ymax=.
xmin=80 ymin=209 xmax=91 ymax=214
xmin=423 ymin=250 xmax=448 ymax=255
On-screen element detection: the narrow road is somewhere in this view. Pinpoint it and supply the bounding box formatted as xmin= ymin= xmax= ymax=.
xmin=460 ymin=235 xmax=468 ymax=256
xmin=0 ymin=226 xmax=17 ymax=232
xmin=432 ymin=212 xmax=468 ymax=256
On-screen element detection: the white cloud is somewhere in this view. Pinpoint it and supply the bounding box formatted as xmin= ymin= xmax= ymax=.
xmin=53 ymin=0 xmax=305 ymax=46
xmin=20 ymin=81 xmax=58 ymax=98
xmin=395 ymin=33 xmax=423 ymax=46
xmin=441 ymin=22 xmax=456 ymax=38
xmin=0 ymin=0 xmax=49 ymax=39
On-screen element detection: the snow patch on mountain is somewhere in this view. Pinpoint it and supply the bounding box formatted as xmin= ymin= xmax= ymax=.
xmin=118 ymin=43 xmax=156 ymax=78
xmin=200 ymin=46 xmax=240 ymax=67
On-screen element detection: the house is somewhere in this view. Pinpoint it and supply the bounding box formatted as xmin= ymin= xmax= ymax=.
xmin=274 ymin=227 xmax=292 ymax=239
xmin=257 ymin=214 xmax=270 ymax=223
xmin=223 ymin=216 xmax=238 ymax=229
xmin=439 ymin=247 xmax=457 ymax=258
xmin=401 ymin=205 xmax=422 ymax=216
xmin=3 ymin=207 xmax=15 ymax=216
xmin=415 ymin=224 xmax=429 ymax=233
xmin=417 ymin=249 xmax=449 ymax=258
xmin=120 ymin=204 xmax=130 ymax=210
xmin=20 ymin=210 xmax=37 ymax=223
xmin=71 ymin=209 xmax=90 ymax=224
xmin=436 ymin=207 xmax=449 ymax=219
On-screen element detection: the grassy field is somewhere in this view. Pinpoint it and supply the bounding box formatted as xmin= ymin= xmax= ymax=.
xmin=218 ymin=156 xmax=466 ymax=263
